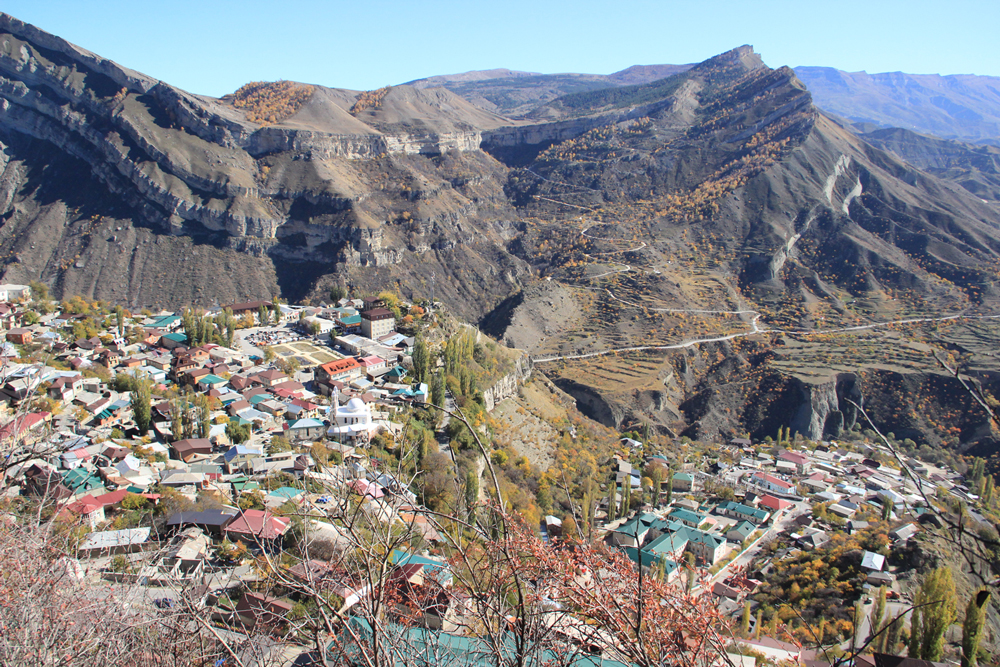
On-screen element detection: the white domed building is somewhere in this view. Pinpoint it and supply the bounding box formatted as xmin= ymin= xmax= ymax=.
xmin=327 ymin=390 xmax=376 ymax=445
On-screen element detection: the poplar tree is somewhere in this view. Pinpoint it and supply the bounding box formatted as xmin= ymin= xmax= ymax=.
xmin=962 ymin=589 xmax=990 ymax=667
xmin=912 ymin=567 xmax=958 ymax=661
xmin=870 ymin=586 xmax=886 ymax=651
xmin=130 ymin=376 xmax=152 ymax=434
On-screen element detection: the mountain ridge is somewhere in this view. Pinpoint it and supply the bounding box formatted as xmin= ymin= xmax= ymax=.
xmin=2 ymin=14 xmax=1000 ymax=450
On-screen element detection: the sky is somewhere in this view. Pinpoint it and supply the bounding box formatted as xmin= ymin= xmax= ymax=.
xmin=5 ymin=1 xmax=998 ymax=97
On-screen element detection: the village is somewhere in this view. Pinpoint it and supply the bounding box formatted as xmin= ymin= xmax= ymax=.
xmin=0 ymin=282 xmax=992 ymax=667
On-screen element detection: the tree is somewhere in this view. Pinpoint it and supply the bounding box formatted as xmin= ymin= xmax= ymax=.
xmin=740 ymin=601 xmax=751 ymax=637
xmin=881 ymin=498 xmax=894 ymax=521
xmin=411 ymin=336 xmax=430 ymax=383
xmin=330 ymin=285 xmax=347 ymax=303
xmin=226 ymin=421 xmax=251 ymax=444
xmin=130 ymin=376 xmax=152 ymax=434
xmin=911 ymin=567 xmax=958 ymax=661
xmin=258 ymin=304 xmax=268 ymax=326
xmin=869 ymin=586 xmax=886 ymax=651
xmin=431 ymin=370 xmax=445 ymax=411
xmin=115 ymin=306 xmax=125 ymax=337
xmin=962 ymin=589 xmax=990 ymax=667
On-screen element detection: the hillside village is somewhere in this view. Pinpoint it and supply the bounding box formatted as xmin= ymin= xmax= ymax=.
xmin=0 ymin=282 xmax=996 ymax=666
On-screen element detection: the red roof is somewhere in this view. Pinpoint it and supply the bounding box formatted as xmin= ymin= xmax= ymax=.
xmin=754 ymin=472 xmax=794 ymax=490
xmin=320 ymin=358 xmax=361 ymax=376
xmin=779 ymin=451 xmax=809 ymax=465
xmin=0 ymin=413 xmax=49 ymax=441
xmin=64 ymin=495 xmax=103 ymax=516
xmin=759 ymin=494 xmax=792 ymax=511
xmin=225 ymin=510 xmax=291 ymax=540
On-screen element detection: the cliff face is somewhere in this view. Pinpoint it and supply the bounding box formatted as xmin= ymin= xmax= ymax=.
xmin=483 ymin=353 xmax=534 ymax=412
xmin=0 ymin=13 xmax=527 ymax=315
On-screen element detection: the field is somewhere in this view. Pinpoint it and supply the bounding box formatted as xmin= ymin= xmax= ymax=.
xmin=269 ymin=340 xmax=342 ymax=367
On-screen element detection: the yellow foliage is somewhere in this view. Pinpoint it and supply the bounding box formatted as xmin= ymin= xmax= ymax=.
xmin=231 ymin=80 xmax=314 ymax=126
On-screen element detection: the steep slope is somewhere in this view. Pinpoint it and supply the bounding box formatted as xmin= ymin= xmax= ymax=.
xmin=794 ymin=67 xmax=1000 ymax=145
xmin=0 ymin=13 xmax=527 ymax=317
xmin=483 ymin=48 xmax=1000 ymax=448
xmin=859 ymin=127 xmax=1000 ymax=202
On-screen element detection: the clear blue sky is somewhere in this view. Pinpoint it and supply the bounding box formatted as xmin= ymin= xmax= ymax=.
xmin=5 ymin=1 xmax=997 ymax=96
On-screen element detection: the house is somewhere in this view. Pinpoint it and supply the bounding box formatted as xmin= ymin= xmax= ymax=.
xmin=861 ymin=550 xmax=886 ymax=572
xmin=890 ymin=523 xmax=919 ymax=542
xmin=667 ymin=508 xmax=706 ymax=529
xmin=316 ymin=358 xmax=362 ymax=391
xmin=171 ymin=438 xmax=213 ymax=462
xmin=751 ymin=472 xmax=795 ymax=494
xmin=159 ymin=332 xmax=188 ymax=349
xmin=226 ymin=300 xmax=275 ymax=324
xmin=157 ymin=527 xmax=211 ymax=580
xmin=235 ymin=592 xmax=293 ymax=629
xmin=223 ymin=445 xmax=263 ymax=474
xmin=6 ymin=327 xmax=32 ymax=344
xmin=61 ymin=495 xmax=106 ymax=529
xmin=48 ymin=374 xmax=84 ymax=403
xmin=361 ymin=308 xmax=395 ymax=340
xmin=684 ymin=529 xmax=726 ymax=564
xmin=736 ymin=637 xmax=801 ymax=666
xmin=77 ymin=527 xmax=151 ymax=557
xmin=758 ymin=494 xmax=792 ymax=513
xmin=286 ymin=418 xmax=325 ymax=441
xmin=0 ymin=283 xmax=31 ymax=301
xmin=717 ymin=501 xmax=770 ymax=525
xmin=726 ymin=521 xmax=755 ymax=543
xmin=672 ymin=472 xmax=694 ymax=491
xmin=224 ymin=509 xmax=291 ymax=551
xmin=254 ymin=369 xmax=287 ymax=388
xmin=166 ymin=509 xmax=239 ymax=536
xmin=328 ymin=395 xmax=376 ymax=445
xmin=62 ymin=467 xmax=105 ymax=496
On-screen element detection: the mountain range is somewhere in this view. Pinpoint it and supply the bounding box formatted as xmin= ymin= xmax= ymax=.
xmin=2 ymin=12 xmax=1000 ymax=451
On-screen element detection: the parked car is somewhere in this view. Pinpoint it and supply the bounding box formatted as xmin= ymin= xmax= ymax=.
xmin=153 ymin=598 xmax=175 ymax=609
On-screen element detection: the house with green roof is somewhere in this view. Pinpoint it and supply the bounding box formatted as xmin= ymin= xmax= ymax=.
xmin=672 ymin=471 xmax=694 ymax=491
xmin=340 ymin=617 xmax=629 ymax=667
xmin=148 ymin=315 xmax=181 ymax=330
xmin=196 ymin=374 xmax=228 ymax=390
xmin=667 ymin=507 xmax=706 ymax=528
xmin=643 ymin=530 xmax=690 ymax=560
xmin=726 ymin=520 xmax=755 ymax=543
xmin=683 ymin=528 xmax=726 ymax=564
xmin=390 ymin=550 xmax=452 ymax=586
xmin=717 ymin=501 xmax=770 ymax=525
xmin=62 ymin=468 xmax=105 ymax=496
xmin=159 ymin=332 xmax=187 ymax=349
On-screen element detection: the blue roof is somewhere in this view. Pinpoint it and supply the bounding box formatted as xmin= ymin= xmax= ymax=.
xmin=224 ymin=445 xmax=259 ymax=460
xmin=161 ymin=332 xmax=186 ymax=342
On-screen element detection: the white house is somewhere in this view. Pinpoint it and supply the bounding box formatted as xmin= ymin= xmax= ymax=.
xmin=327 ymin=391 xmax=376 ymax=445
xmin=0 ymin=284 xmax=31 ymax=301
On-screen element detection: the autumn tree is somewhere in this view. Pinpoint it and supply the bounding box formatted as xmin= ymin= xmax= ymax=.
xmin=962 ymin=589 xmax=990 ymax=667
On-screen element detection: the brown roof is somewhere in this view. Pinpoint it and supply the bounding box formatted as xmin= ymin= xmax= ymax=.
xmin=361 ymin=308 xmax=393 ymax=320
xmin=172 ymin=438 xmax=213 ymax=456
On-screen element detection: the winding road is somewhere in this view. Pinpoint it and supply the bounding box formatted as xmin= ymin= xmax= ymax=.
xmin=523 ymin=168 xmax=1000 ymax=364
